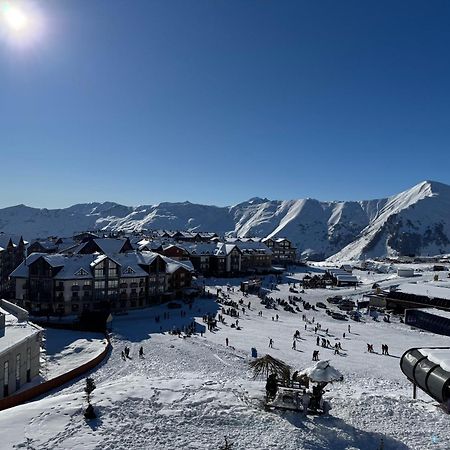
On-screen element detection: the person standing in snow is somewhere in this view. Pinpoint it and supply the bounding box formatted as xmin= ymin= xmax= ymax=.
xmin=269 ymin=338 xmax=274 ymax=348
xmin=301 ymin=390 xmax=310 ymax=414
xmin=226 ymin=337 xmax=229 ymax=347
xmin=292 ymin=340 xmax=296 ymax=350
xmin=139 ymin=346 xmax=144 ymax=358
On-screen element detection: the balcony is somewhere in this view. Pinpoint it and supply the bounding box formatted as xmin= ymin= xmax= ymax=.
xmin=119 ymin=283 xmax=128 ymax=289
xmin=55 ymin=285 xmax=64 ymax=292
xmin=130 ymin=282 xmax=138 ymax=288
xmin=71 ymin=285 xmax=80 ymax=292
xmin=83 ymin=285 xmax=91 ymax=291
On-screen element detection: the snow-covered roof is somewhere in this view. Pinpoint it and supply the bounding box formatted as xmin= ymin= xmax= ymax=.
xmin=0 ymin=307 xmax=42 ymax=357
xmin=182 ymin=243 xmax=218 ymax=256
xmin=299 ymin=360 xmax=343 ymax=383
xmin=336 ymin=274 xmax=358 ymax=282
xmin=394 ymin=283 xmax=450 ymax=301
xmin=214 ymin=243 xmax=239 ymax=257
xmin=233 ymin=241 xmax=272 ymax=254
xmin=161 ymin=257 xmax=194 ymax=274
xmin=92 ymin=238 xmax=129 ymax=254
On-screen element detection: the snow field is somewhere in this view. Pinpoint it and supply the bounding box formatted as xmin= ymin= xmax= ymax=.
xmin=1 ymin=268 xmax=450 ymax=449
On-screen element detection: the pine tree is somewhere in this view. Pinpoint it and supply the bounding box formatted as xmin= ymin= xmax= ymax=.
xmin=84 ymin=377 xmax=96 ymax=405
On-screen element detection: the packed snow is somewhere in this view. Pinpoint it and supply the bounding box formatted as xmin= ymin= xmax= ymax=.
xmin=1 ymin=267 xmax=450 ymax=449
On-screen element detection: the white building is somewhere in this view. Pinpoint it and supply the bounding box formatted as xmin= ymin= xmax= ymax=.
xmin=0 ymin=300 xmax=42 ymax=399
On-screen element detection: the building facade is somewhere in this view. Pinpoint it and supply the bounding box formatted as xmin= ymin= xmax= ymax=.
xmin=0 ymin=301 xmax=42 ymax=399
xmin=11 ymin=251 xmax=194 ymax=316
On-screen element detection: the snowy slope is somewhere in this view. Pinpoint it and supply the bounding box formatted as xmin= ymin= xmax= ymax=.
xmin=1 ymin=181 xmax=450 ymax=260
xmin=330 ymin=181 xmax=450 ymax=261
xmin=1 ymin=270 xmax=450 ymax=449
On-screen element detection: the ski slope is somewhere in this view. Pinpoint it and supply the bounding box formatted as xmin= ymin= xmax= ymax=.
xmin=1 ymin=268 xmax=450 ymax=449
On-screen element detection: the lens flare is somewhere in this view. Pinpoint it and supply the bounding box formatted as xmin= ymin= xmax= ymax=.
xmin=2 ymin=3 xmax=28 ymax=32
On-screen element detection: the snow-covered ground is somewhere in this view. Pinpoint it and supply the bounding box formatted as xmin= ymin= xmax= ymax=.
xmin=43 ymin=329 xmax=108 ymax=379
xmin=1 ymin=267 xmax=450 ymax=449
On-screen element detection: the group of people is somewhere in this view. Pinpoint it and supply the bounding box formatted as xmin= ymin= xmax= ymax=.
xmin=122 ymin=345 xmax=144 ymax=360
xmin=366 ymin=343 xmax=389 ymax=355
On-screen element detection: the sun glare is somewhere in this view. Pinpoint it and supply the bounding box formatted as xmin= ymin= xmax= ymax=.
xmin=2 ymin=4 xmax=28 ymax=32
xmin=0 ymin=1 xmax=46 ymax=48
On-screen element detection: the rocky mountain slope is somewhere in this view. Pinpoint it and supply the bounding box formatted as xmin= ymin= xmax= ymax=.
xmin=1 ymin=181 xmax=449 ymax=260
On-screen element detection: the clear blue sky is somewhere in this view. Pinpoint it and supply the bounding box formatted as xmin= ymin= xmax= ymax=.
xmin=1 ymin=0 xmax=450 ymax=208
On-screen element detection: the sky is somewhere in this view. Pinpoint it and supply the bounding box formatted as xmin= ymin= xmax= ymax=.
xmin=0 ymin=0 xmax=450 ymax=209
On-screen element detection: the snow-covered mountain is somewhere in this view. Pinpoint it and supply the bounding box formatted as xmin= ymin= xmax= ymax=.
xmin=1 ymin=180 xmax=450 ymax=260
xmin=329 ymin=180 xmax=450 ymax=261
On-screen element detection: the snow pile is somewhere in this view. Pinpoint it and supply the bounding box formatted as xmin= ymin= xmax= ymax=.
xmin=300 ymin=360 xmax=343 ymax=383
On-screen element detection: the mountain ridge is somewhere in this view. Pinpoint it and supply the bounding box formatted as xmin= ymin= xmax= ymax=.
xmin=1 ymin=180 xmax=450 ymax=261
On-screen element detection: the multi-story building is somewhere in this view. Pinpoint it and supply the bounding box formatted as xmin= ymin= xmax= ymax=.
xmin=11 ymin=251 xmax=194 ymax=316
xmin=0 ymin=300 xmax=42 ymax=399
xmin=262 ymin=237 xmax=296 ymax=265
xmin=182 ymin=242 xmax=242 ymax=276
xmin=233 ymin=240 xmax=273 ymax=272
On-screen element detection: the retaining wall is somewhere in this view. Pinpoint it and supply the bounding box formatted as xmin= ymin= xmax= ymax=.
xmin=0 ymin=336 xmax=111 ymax=411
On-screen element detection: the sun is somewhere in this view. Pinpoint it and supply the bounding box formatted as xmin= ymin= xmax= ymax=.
xmin=2 ymin=4 xmax=28 ymax=32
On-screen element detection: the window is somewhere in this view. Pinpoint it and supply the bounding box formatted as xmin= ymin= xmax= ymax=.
xmin=75 ymin=268 xmax=89 ymax=276
xmin=108 ymin=268 xmax=117 ymax=278
xmin=94 ymin=280 xmax=105 ymax=289
xmin=3 ymin=361 xmax=8 ymax=397
xmin=16 ymin=354 xmax=21 ymax=390
xmin=124 ymin=266 xmax=135 ymax=275
xmin=26 ymin=348 xmax=31 ymax=382
xmin=108 ymin=279 xmax=118 ymax=288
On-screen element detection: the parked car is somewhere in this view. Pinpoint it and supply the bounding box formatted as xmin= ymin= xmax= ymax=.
xmin=327 ymin=295 xmax=342 ymax=304
xmin=331 ymin=312 xmax=348 ymax=321
xmin=316 ymin=302 xmax=327 ymax=309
